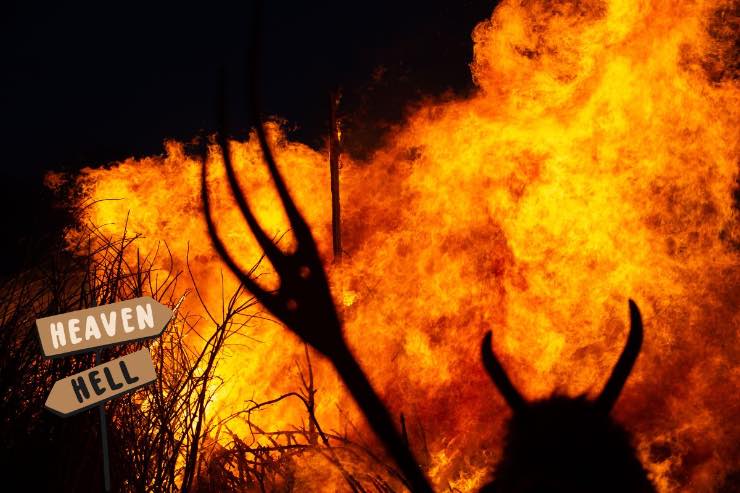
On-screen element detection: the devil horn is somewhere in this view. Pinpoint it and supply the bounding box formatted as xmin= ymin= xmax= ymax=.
xmin=482 ymin=331 xmax=527 ymax=411
xmin=595 ymin=299 xmax=644 ymax=413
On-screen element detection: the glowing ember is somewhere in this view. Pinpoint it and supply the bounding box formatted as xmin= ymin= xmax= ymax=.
xmin=57 ymin=0 xmax=738 ymax=490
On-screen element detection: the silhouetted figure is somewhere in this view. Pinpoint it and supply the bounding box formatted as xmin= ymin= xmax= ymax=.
xmin=480 ymin=300 xmax=656 ymax=492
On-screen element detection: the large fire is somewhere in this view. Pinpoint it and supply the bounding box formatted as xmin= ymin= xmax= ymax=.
xmin=56 ymin=0 xmax=738 ymax=490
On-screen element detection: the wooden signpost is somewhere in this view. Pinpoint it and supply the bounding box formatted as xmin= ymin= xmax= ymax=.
xmin=37 ymin=296 xmax=174 ymax=491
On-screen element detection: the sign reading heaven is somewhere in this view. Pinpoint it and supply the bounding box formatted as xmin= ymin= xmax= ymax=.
xmin=36 ymin=296 xmax=173 ymax=357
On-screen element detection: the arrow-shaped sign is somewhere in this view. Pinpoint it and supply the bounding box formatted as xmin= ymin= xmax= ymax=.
xmin=36 ymin=296 xmax=173 ymax=358
xmin=45 ymin=348 xmax=157 ymax=417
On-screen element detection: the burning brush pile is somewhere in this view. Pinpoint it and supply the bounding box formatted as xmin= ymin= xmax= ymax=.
xmin=1 ymin=0 xmax=737 ymax=491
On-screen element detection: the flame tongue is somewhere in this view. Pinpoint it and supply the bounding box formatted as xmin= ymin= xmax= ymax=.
xmin=62 ymin=0 xmax=738 ymax=491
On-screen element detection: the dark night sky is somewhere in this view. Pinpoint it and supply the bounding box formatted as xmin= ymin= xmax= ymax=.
xmin=0 ymin=0 xmax=496 ymax=275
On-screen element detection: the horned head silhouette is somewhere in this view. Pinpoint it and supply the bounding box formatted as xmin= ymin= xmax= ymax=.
xmin=479 ymin=300 xmax=656 ymax=492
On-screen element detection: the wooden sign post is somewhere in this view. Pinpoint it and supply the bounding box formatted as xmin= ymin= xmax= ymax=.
xmin=37 ymin=296 xmax=174 ymax=491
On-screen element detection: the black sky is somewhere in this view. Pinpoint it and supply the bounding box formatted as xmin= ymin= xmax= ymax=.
xmin=0 ymin=0 xmax=496 ymax=275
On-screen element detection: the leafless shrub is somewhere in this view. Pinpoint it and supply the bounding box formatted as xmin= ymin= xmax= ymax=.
xmin=0 ymin=219 xmax=407 ymax=492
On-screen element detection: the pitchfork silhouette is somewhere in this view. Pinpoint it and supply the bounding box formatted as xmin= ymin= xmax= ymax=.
xmin=200 ymin=111 xmax=433 ymax=493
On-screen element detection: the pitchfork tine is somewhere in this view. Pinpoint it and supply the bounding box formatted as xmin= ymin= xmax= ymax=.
xmin=201 ymin=142 xmax=273 ymax=306
xmin=252 ymin=118 xmax=311 ymax=236
xmin=216 ymin=78 xmax=285 ymax=265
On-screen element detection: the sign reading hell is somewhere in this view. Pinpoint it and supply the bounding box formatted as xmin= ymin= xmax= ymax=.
xmin=45 ymin=349 xmax=157 ymax=416
xmin=36 ymin=296 xmax=173 ymax=357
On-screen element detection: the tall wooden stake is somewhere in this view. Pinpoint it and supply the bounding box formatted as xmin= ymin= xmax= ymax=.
xmin=91 ymin=287 xmax=111 ymax=492
xmin=329 ymin=92 xmax=342 ymax=264
xmin=88 ymin=286 xmax=111 ymax=492
xmin=96 ymin=348 xmax=111 ymax=492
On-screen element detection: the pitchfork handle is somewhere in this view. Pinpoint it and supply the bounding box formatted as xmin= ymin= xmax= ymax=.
xmin=332 ymin=346 xmax=434 ymax=493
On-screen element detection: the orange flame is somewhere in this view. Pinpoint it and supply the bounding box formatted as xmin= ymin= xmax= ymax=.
xmin=59 ymin=0 xmax=738 ymax=490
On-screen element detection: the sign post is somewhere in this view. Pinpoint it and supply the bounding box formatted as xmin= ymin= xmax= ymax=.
xmin=37 ymin=296 xmax=174 ymax=492
xmin=96 ymin=348 xmax=111 ymax=493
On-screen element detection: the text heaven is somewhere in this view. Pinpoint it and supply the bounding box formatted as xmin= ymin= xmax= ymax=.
xmin=48 ymin=303 xmax=155 ymax=349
